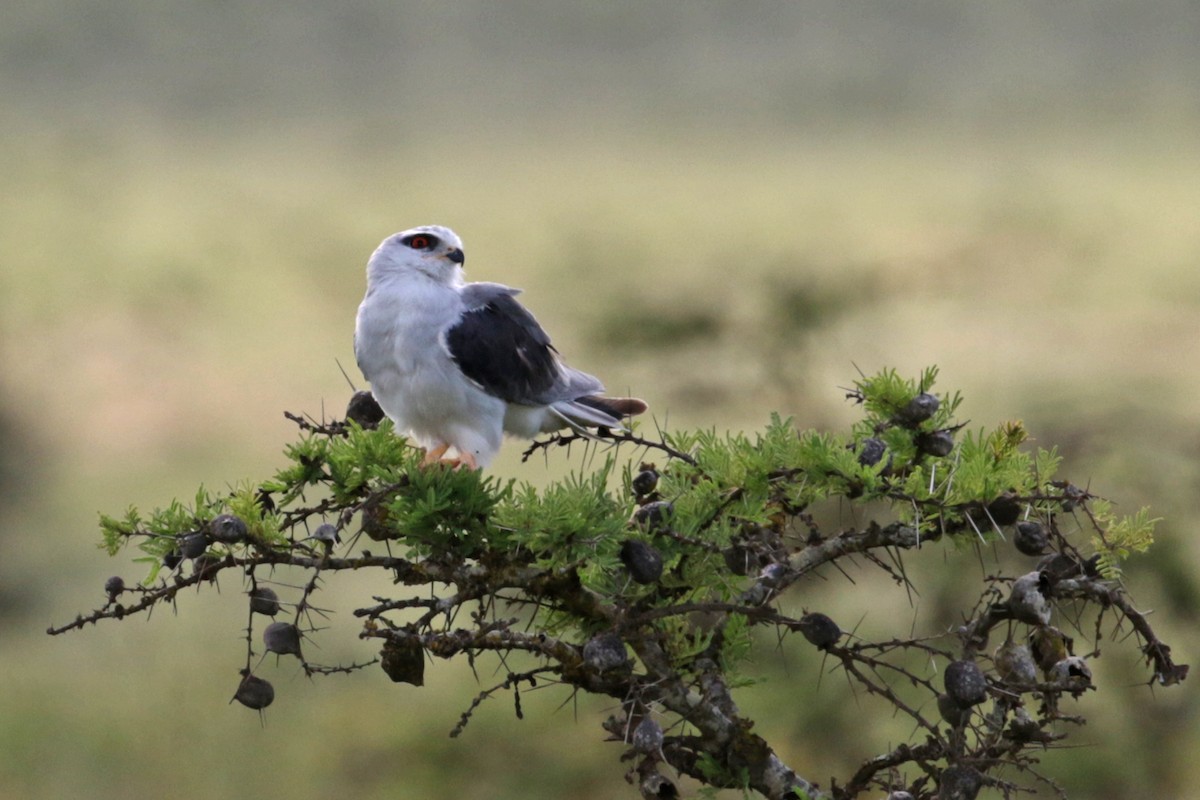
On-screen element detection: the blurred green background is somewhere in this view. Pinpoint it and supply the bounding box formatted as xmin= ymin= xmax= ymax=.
xmin=2 ymin=3 xmax=1198 ymax=798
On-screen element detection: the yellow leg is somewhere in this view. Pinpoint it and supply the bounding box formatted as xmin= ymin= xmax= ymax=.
xmin=455 ymin=451 xmax=479 ymax=471
xmin=421 ymin=443 xmax=450 ymax=467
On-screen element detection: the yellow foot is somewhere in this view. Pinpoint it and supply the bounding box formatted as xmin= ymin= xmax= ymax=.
xmin=420 ymin=443 xmax=450 ymax=467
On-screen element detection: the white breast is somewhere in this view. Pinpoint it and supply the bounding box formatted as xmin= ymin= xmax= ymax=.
xmin=355 ymin=275 xmax=506 ymax=464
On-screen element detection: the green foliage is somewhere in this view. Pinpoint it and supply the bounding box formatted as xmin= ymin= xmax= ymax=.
xmin=71 ymin=365 xmax=1182 ymax=800
xmin=93 ymin=364 xmax=1156 ymax=626
xmin=496 ymin=459 xmax=627 ymax=572
xmin=384 ymin=459 xmax=510 ymax=557
xmin=1089 ymin=500 xmax=1160 ymax=579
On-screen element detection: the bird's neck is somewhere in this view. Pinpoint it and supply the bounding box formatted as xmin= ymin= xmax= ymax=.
xmin=367 ymin=264 xmax=462 ymax=293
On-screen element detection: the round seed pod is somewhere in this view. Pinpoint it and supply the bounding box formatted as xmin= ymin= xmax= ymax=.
xmin=632 ymin=716 xmax=664 ymax=755
xmin=917 ymin=430 xmax=955 ymax=457
xmin=620 ymin=539 xmax=664 ymax=584
xmin=640 ymin=773 xmax=677 ymax=799
xmin=936 ymin=693 xmax=969 ymax=728
xmin=583 ymin=632 xmax=629 ymax=673
xmin=1037 ymin=553 xmax=1083 ymax=585
xmin=722 ymin=543 xmax=757 ymax=576
xmin=193 ymin=553 xmax=222 ymax=583
xmin=1007 ymin=706 xmax=1042 ymax=742
xmin=104 ymin=576 xmax=125 ymax=599
xmin=938 ymin=764 xmax=982 ymax=800
xmin=986 ymin=493 xmax=1021 ymax=526
xmin=1014 ymin=520 xmax=1048 ymax=556
xmin=898 ymin=392 xmax=940 ymax=425
xmin=994 ymin=640 xmax=1038 ymax=687
xmin=856 ymin=437 xmax=888 ymax=468
xmin=380 ymin=638 xmax=425 ymax=686
xmin=796 ymin=612 xmax=841 ymax=650
xmin=1049 ymin=655 xmax=1092 ymax=685
xmin=633 ymin=501 xmax=673 ymax=532
xmin=177 ymin=531 xmax=209 ymax=560
xmin=944 ymin=660 xmax=988 ymax=708
xmin=234 ymin=672 xmax=275 ymax=710
xmin=249 ymin=587 xmax=281 ymax=617
xmin=262 ymin=622 xmax=303 ymax=657
xmin=209 ymin=514 xmax=248 ymax=544
xmin=1008 ymin=571 xmax=1052 ymax=625
xmin=345 ymin=390 xmax=385 ymax=427
xmin=1029 ymin=626 xmax=1072 ymax=675
xmin=162 ymin=550 xmax=183 ymax=571
xmin=361 ymin=499 xmax=394 ymax=542
xmin=631 ymin=467 xmax=659 ymax=499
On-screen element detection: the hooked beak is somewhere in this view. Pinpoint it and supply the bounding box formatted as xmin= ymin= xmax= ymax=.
xmin=446 ymin=248 xmax=465 ymax=264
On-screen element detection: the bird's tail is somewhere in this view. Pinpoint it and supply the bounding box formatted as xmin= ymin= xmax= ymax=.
xmin=549 ymin=395 xmax=648 ymax=434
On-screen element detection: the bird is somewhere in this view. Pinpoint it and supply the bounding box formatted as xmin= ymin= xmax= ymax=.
xmin=354 ymin=225 xmax=647 ymax=470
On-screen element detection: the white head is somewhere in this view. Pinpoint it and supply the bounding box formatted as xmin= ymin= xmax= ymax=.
xmin=367 ymin=225 xmax=466 ymax=286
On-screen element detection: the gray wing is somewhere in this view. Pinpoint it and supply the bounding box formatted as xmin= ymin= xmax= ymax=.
xmin=445 ymin=284 xmax=602 ymax=405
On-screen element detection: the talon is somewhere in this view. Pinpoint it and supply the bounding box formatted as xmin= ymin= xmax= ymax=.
xmin=421 ymin=443 xmax=450 ymax=467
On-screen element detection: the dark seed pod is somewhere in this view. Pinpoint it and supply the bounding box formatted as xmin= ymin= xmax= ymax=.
xmin=1007 ymin=706 xmax=1043 ymax=742
xmin=209 ymin=514 xmax=248 ymax=544
xmin=583 ymin=632 xmax=629 ymax=673
xmin=262 ymin=622 xmax=303 ymax=657
xmin=722 ymin=543 xmax=756 ymax=576
xmin=916 ymin=430 xmax=955 ymax=457
xmin=162 ymin=550 xmax=183 ymax=571
xmin=1008 ymin=571 xmax=1052 ymax=625
xmin=898 ymin=392 xmax=939 ymax=426
xmin=249 ymin=587 xmax=281 ymax=616
xmin=177 ymin=531 xmax=209 ymax=559
xmin=633 ymin=501 xmax=673 ymax=532
xmin=631 ymin=467 xmax=659 ymax=499
xmin=994 ymin=640 xmax=1038 ymax=687
xmin=986 ymin=492 xmax=1021 ymax=526
xmin=361 ymin=498 xmax=394 ymax=542
xmin=234 ymin=672 xmax=275 ymax=710
xmin=936 ymin=693 xmax=969 ymax=728
xmin=620 ymin=539 xmax=664 ymax=584
xmin=856 ymin=437 xmax=888 ymax=469
xmin=104 ymin=576 xmax=125 ymax=599
xmin=938 ymin=764 xmax=982 ymax=800
xmin=632 ymin=716 xmax=664 ymax=755
xmin=1037 ymin=553 xmax=1082 ymax=585
xmin=1014 ymin=520 xmax=1048 ymax=556
xmin=380 ymin=638 xmax=425 ymax=686
xmin=944 ymin=660 xmax=988 ymax=708
xmin=796 ymin=612 xmax=841 ymax=650
xmin=193 ymin=554 xmax=222 ymax=583
xmin=345 ymin=390 xmax=385 ymax=428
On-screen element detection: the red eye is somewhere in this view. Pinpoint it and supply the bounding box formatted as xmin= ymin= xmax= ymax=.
xmin=401 ymin=232 xmax=440 ymax=251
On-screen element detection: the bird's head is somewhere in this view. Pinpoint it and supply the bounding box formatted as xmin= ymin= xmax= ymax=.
xmin=367 ymin=225 xmax=466 ymax=285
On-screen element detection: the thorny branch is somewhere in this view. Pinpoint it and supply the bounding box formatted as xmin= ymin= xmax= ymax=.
xmin=51 ymin=388 xmax=1188 ymax=800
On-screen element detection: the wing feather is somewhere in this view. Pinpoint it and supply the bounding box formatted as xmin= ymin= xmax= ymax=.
xmin=444 ymin=293 xmax=565 ymax=404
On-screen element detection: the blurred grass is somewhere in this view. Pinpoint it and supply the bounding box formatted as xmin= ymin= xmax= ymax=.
xmin=3 ymin=110 xmax=1200 ymax=798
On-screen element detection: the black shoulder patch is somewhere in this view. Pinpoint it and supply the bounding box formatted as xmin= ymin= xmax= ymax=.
xmin=445 ymin=294 xmax=562 ymax=403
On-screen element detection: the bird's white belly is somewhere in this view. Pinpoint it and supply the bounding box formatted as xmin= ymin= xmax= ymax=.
xmin=356 ymin=281 xmax=506 ymax=463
